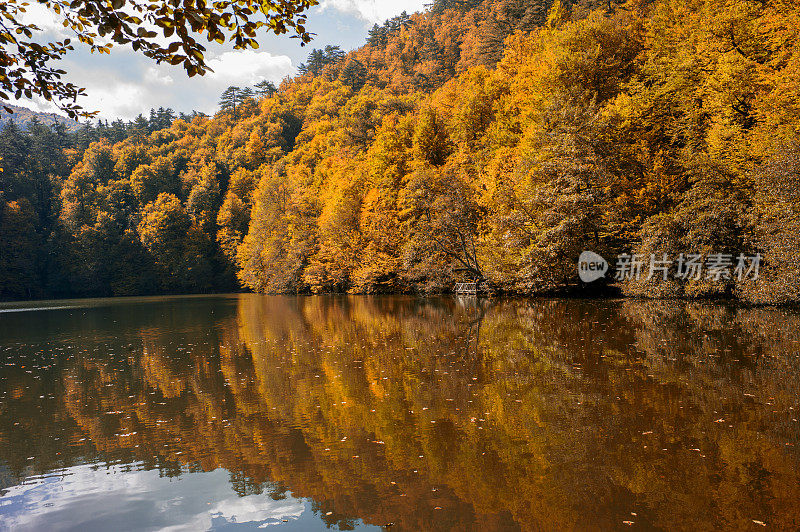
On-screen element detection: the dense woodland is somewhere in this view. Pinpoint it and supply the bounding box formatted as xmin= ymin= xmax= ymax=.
xmin=1 ymin=0 xmax=799 ymax=303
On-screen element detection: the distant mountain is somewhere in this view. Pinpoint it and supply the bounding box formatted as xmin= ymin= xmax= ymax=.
xmin=0 ymin=103 xmax=82 ymax=131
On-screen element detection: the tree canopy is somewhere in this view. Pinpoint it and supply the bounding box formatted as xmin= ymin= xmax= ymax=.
xmin=298 ymin=45 xmax=345 ymax=76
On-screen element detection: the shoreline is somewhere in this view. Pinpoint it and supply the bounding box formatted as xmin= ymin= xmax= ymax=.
xmin=2 ymin=290 xmax=798 ymax=309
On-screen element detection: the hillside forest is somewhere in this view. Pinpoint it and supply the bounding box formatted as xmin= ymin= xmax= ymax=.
xmin=1 ymin=0 xmax=799 ymax=303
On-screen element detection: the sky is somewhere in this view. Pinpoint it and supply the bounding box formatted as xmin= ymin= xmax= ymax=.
xmin=0 ymin=463 xmax=379 ymax=531
xmin=16 ymin=1 xmax=428 ymax=121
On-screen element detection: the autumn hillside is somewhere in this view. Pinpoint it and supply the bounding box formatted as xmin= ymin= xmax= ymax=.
xmin=1 ymin=0 xmax=799 ymax=303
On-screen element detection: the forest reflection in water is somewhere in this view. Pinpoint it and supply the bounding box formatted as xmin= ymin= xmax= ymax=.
xmin=0 ymin=294 xmax=799 ymax=531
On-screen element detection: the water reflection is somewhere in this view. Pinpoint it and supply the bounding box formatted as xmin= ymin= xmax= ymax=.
xmin=0 ymin=295 xmax=799 ymax=530
xmin=0 ymin=465 xmax=308 ymax=531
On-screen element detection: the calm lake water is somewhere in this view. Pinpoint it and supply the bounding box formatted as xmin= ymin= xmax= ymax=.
xmin=0 ymin=295 xmax=798 ymax=531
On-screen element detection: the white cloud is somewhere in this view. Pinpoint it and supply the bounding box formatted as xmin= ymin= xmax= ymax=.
xmin=0 ymin=464 xmax=305 ymax=531
xmin=146 ymin=67 xmax=174 ymax=86
xmin=11 ymin=97 xmax=63 ymax=116
xmin=88 ymin=83 xmax=148 ymax=119
xmin=207 ymin=50 xmax=293 ymax=86
xmin=318 ymin=0 xmax=427 ymax=24
xmin=18 ymin=3 xmax=68 ymax=38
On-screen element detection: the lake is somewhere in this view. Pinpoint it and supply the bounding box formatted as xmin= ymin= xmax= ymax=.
xmin=0 ymin=295 xmax=798 ymax=530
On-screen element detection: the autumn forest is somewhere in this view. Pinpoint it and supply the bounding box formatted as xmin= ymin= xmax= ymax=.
xmin=2 ymin=0 xmax=800 ymax=303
